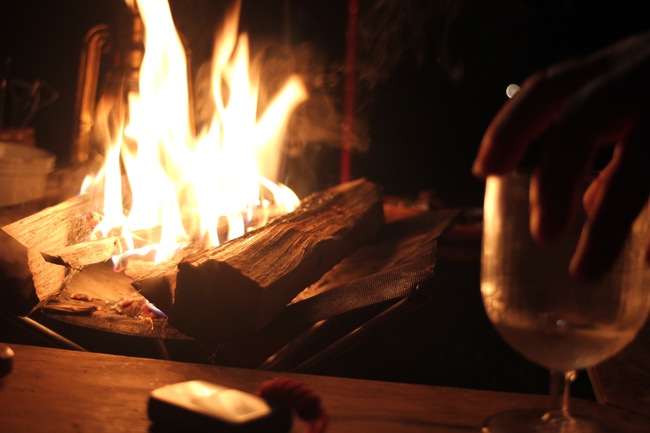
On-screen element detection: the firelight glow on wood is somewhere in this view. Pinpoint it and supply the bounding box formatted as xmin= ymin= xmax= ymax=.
xmin=81 ymin=0 xmax=307 ymax=266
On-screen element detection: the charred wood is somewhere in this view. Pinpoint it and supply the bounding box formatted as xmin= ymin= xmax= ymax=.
xmin=135 ymin=178 xmax=385 ymax=343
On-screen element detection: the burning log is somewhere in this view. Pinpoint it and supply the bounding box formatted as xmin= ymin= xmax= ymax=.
xmin=0 ymin=195 xmax=91 ymax=314
xmin=41 ymin=237 xmax=120 ymax=270
xmin=135 ymin=178 xmax=384 ymax=343
xmin=41 ymin=226 xmax=163 ymax=271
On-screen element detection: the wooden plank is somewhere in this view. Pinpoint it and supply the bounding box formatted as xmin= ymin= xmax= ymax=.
xmin=0 ymin=344 xmax=648 ymax=433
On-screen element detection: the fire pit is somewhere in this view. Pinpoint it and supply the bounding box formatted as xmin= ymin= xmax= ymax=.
xmin=0 ymin=2 xmax=476 ymax=374
xmin=7 ymin=205 xmax=457 ymax=368
xmin=0 ymin=0 xmax=458 ymax=368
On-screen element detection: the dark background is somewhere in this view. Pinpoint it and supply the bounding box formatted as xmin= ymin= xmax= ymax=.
xmin=1 ymin=0 xmax=649 ymax=397
xmin=1 ymin=0 xmax=649 ymax=205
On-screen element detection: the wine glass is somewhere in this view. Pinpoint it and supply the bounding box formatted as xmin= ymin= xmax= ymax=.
xmin=480 ymin=170 xmax=650 ymax=433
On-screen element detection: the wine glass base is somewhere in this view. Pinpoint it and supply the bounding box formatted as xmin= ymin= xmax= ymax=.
xmin=482 ymin=408 xmax=613 ymax=433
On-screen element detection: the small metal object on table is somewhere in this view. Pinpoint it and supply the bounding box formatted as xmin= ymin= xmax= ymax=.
xmin=0 ymin=343 xmax=13 ymax=377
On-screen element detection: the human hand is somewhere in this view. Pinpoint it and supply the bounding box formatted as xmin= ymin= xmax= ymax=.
xmin=473 ymin=31 xmax=650 ymax=279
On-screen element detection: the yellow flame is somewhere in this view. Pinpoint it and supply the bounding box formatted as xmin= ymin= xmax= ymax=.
xmin=82 ymin=0 xmax=307 ymax=265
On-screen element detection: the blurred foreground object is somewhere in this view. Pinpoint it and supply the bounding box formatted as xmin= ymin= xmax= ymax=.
xmin=0 ymin=343 xmax=14 ymax=377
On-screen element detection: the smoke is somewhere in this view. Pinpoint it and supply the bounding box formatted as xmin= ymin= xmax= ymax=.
xmin=190 ymin=36 xmax=348 ymax=195
xmin=356 ymin=0 xmax=436 ymax=89
xmin=187 ymin=1 xmax=444 ymax=193
xmin=179 ymin=1 xmax=508 ymax=194
xmin=258 ymin=42 xmax=352 ymax=152
xmin=257 ymin=40 xmax=350 ymax=194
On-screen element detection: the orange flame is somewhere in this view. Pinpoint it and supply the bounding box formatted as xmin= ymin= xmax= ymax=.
xmin=82 ymin=0 xmax=307 ymax=266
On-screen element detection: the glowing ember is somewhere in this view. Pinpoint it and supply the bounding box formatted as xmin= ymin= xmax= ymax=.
xmin=81 ymin=0 xmax=307 ymax=266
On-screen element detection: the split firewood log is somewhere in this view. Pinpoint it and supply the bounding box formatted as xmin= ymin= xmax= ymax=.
xmin=0 ymin=194 xmax=91 ymax=314
xmin=135 ymin=178 xmax=384 ymax=343
xmin=41 ymin=226 xmax=163 ymax=272
xmin=41 ymin=237 xmax=120 ymax=270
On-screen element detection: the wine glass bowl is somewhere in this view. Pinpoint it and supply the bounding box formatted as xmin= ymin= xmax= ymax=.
xmin=480 ymin=171 xmax=650 ymax=432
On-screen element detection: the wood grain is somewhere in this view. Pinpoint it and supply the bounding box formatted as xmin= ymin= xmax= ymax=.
xmin=1 ymin=344 xmax=647 ymax=433
xmin=41 ymin=226 xmax=164 ymax=272
xmin=137 ymin=178 xmax=385 ymax=343
xmin=0 ymin=195 xmax=91 ymax=313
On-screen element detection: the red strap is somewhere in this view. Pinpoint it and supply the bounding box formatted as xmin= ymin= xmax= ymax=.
xmin=257 ymin=377 xmax=328 ymax=433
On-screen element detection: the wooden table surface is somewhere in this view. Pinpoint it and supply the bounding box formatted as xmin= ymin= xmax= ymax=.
xmin=1 ymin=344 xmax=648 ymax=433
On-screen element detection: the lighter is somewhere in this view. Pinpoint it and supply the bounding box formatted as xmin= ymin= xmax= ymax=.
xmin=148 ymin=380 xmax=292 ymax=433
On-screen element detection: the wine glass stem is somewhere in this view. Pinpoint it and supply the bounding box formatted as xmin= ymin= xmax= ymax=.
xmin=544 ymin=370 xmax=577 ymax=423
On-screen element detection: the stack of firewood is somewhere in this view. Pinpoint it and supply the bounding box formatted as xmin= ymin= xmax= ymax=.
xmin=1 ymin=178 xmax=384 ymax=342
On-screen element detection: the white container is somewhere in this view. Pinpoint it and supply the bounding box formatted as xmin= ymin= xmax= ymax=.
xmin=0 ymin=142 xmax=56 ymax=207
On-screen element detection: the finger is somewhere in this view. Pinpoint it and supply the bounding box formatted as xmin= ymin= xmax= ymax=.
xmin=582 ymin=147 xmax=620 ymax=215
xmin=473 ymin=55 xmax=610 ymax=178
xmin=530 ymin=121 xmax=602 ymax=244
xmin=529 ymin=56 xmax=650 ymax=243
xmin=582 ymin=174 xmax=602 ymax=216
xmin=473 ymin=31 xmax=650 ymax=178
xmin=570 ymin=119 xmax=650 ymax=279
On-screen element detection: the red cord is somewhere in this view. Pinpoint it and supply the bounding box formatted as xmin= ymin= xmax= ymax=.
xmin=340 ymin=0 xmax=359 ymax=184
xmin=257 ymin=377 xmax=328 ymax=433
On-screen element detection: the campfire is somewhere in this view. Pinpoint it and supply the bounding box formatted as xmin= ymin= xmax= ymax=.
xmin=1 ymin=0 xmax=455 ymax=349
xmin=82 ymin=0 xmax=307 ymax=268
xmin=0 ymin=0 xmax=390 ymax=343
